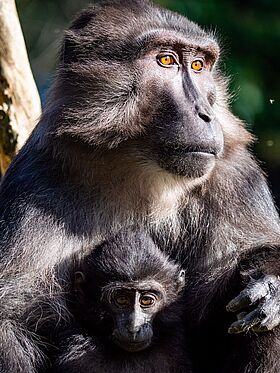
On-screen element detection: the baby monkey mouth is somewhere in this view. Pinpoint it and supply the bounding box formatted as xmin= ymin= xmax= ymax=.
xmin=112 ymin=336 xmax=151 ymax=352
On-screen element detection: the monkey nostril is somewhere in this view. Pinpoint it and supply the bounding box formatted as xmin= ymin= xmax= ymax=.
xmin=195 ymin=103 xmax=212 ymax=123
xmin=198 ymin=111 xmax=212 ymax=123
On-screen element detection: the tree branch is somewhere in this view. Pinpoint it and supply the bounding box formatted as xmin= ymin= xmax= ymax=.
xmin=0 ymin=0 xmax=41 ymax=177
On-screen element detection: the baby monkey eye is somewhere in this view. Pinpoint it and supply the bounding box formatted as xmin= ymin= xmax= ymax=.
xmin=157 ymin=53 xmax=177 ymax=67
xmin=115 ymin=296 xmax=130 ymax=306
xmin=191 ymin=59 xmax=204 ymax=72
xmin=140 ymin=295 xmax=156 ymax=307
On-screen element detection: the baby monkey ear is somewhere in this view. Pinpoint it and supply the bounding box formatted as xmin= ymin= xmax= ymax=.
xmin=176 ymin=270 xmax=186 ymax=293
xmin=74 ymin=271 xmax=86 ymax=292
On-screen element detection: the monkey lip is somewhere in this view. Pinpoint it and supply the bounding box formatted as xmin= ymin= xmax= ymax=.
xmin=168 ymin=147 xmax=217 ymax=158
xmin=162 ymin=146 xmax=218 ymax=164
xmin=185 ymin=151 xmax=215 ymax=158
xmin=158 ymin=143 xmax=220 ymax=159
xmin=113 ymin=338 xmax=151 ymax=352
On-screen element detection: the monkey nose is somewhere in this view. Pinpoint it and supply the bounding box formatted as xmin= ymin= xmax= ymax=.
xmin=127 ymin=325 xmax=141 ymax=339
xmin=127 ymin=326 xmax=140 ymax=334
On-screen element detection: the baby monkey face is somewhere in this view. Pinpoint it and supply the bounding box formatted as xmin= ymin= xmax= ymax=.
xmin=105 ymin=282 xmax=165 ymax=352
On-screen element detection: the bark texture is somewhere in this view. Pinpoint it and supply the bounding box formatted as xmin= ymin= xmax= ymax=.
xmin=0 ymin=0 xmax=41 ymax=177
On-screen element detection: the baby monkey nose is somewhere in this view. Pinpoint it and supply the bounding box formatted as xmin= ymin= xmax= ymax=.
xmin=127 ymin=325 xmax=140 ymax=335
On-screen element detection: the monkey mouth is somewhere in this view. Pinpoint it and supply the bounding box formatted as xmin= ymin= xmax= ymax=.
xmin=183 ymin=151 xmax=215 ymax=158
xmin=157 ymin=144 xmax=219 ymax=178
xmin=112 ymin=338 xmax=151 ymax=352
xmin=162 ymin=144 xmax=219 ymax=157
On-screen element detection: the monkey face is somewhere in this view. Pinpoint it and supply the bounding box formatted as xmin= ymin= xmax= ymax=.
xmin=105 ymin=273 xmax=185 ymax=353
xmin=109 ymin=288 xmax=162 ymax=352
xmin=133 ymin=38 xmax=224 ymax=179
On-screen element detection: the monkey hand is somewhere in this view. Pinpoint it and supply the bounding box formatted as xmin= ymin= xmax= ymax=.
xmin=226 ymin=275 xmax=280 ymax=334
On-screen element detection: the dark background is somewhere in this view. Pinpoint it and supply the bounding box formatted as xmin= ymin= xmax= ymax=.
xmin=16 ymin=0 xmax=280 ymax=207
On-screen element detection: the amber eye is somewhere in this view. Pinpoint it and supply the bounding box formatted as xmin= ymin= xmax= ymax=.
xmin=140 ymin=295 xmax=156 ymax=307
xmin=158 ymin=54 xmax=176 ymax=67
xmin=191 ymin=59 xmax=204 ymax=72
xmin=115 ymin=296 xmax=130 ymax=306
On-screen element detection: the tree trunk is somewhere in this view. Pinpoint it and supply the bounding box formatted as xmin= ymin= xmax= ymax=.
xmin=0 ymin=0 xmax=41 ymax=177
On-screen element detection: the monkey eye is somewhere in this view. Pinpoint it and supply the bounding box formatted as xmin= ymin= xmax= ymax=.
xmin=191 ymin=59 xmax=204 ymax=72
xmin=157 ymin=53 xmax=177 ymax=67
xmin=115 ymin=296 xmax=130 ymax=307
xmin=139 ymin=294 xmax=156 ymax=307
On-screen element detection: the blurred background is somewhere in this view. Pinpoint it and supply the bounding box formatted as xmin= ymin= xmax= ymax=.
xmin=16 ymin=0 xmax=280 ymax=207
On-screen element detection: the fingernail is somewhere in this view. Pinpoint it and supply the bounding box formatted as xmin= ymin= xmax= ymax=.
xmin=228 ymin=326 xmax=238 ymax=334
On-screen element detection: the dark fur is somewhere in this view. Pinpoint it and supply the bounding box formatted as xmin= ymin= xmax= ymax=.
xmin=48 ymin=230 xmax=191 ymax=373
xmin=0 ymin=1 xmax=280 ymax=372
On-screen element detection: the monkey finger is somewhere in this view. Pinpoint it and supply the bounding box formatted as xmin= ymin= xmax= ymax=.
xmin=228 ymin=309 xmax=263 ymax=334
xmin=226 ymin=289 xmax=263 ymax=313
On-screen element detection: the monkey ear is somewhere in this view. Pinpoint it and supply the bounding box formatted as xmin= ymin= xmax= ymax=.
xmin=176 ymin=270 xmax=186 ymax=293
xmin=74 ymin=271 xmax=86 ymax=291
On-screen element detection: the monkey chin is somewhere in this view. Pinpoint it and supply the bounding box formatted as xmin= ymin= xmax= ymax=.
xmin=158 ymin=151 xmax=216 ymax=179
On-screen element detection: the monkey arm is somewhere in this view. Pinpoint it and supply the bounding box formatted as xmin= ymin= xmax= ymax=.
xmin=226 ymin=246 xmax=280 ymax=334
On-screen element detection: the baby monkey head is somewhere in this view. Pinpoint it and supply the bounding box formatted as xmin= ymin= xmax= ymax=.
xmin=74 ymin=230 xmax=185 ymax=352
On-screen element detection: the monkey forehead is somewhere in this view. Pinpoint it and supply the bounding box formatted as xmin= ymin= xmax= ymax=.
xmin=65 ymin=2 xmax=220 ymax=63
xmin=102 ymin=279 xmax=167 ymax=296
xmin=135 ymin=29 xmax=219 ymax=60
